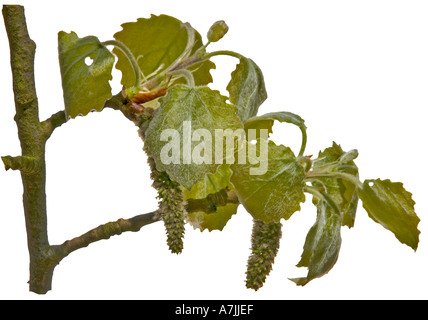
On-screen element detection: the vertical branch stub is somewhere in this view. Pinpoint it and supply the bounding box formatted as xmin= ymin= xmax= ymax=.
xmin=3 ymin=4 xmax=52 ymax=294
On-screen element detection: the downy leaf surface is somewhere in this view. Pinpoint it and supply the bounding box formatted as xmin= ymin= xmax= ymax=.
xmin=290 ymin=199 xmax=342 ymax=286
xmin=230 ymin=140 xmax=306 ymax=223
xmin=145 ymin=85 xmax=243 ymax=189
xmin=227 ymin=57 xmax=267 ymax=122
xmin=58 ymin=31 xmax=114 ymax=118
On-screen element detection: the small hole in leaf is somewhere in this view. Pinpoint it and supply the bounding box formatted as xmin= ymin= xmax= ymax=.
xmin=250 ymin=140 xmax=257 ymax=145
xmin=368 ymin=181 xmax=374 ymax=187
xmin=85 ymin=56 xmax=94 ymax=66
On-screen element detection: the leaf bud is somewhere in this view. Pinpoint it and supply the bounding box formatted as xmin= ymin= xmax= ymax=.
xmin=339 ymin=149 xmax=359 ymax=164
xmin=207 ymin=20 xmax=229 ymax=43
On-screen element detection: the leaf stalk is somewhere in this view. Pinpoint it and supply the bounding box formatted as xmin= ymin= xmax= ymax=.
xmin=102 ymin=39 xmax=142 ymax=93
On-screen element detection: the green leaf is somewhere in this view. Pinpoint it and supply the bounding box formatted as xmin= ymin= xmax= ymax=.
xmin=144 ymin=85 xmax=243 ymax=190
xmin=58 ymin=31 xmax=114 ymax=118
xmin=290 ymin=200 xmax=342 ymax=286
xmin=227 ymin=57 xmax=267 ymax=122
xmin=230 ymin=140 xmax=306 ymax=223
xmin=187 ymin=202 xmax=238 ymax=232
xmin=340 ymin=179 xmax=359 ymax=228
xmin=186 ymin=58 xmax=216 ymax=87
xmin=313 ymin=142 xmax=359 ymax=228
xmin=358 ymin=179 xmax=420 ymax=250
xmin=315 ymin=141 xmax=348 ymax=164
xmin=113 ymin=14 xmax=214 ymax=87
xmin=184 ymin=164 xmax=238 ymax=232
xmin=245 ymin=111 xmax=307 ymax=156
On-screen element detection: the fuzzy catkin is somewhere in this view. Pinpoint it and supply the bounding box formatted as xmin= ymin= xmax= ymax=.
xmin=141 ymin=114 xmax=186 ymax=253
xmin=146 ymin=153 xmax=185 ymax=254
xmin=246 ymin=219 xmax=282 ymax=290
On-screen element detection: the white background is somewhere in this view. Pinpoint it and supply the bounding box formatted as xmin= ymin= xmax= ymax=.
xmin=0 ymin=0 xmax=427 ymax=299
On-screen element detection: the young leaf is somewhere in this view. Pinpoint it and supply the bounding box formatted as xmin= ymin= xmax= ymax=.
xmin=144 ymin=85 xmax=243 ymax=190
xmin=340 ymin=179 xmax=359 ymax=228
xmin=230 ymin=140 xmax=306 ymax=223
xmin=358 ymin=179 xmax=420 ymax=250
xmin=227 ymin=57 xmax=267 ymax=122
xmin=184 ymin=164 xmax=238 ymax=232
xmin=113 ymin=14 xmax=214 ymax=87
xmin=290 ymin=199 xmax=342 ymax=286
xmin=312 ymin=142 xmax=359 ymax=228
xmin=58 ymin=31 xmax=114 ymax=118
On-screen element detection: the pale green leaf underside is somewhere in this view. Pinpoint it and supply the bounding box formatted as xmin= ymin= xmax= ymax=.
xmin=227 ymin=57 xmax=267 ymax=122
xmin=58 ymin=31 xmax=114 ymax=118
xmin=113 ymin=14 xmax=215 ymax=88
xmin=358 ymin=179 xmax=420 ymax=250
xmin=230 ymin=140 xmax=306 ymax=223
xmin=290 ymin=200 xmax=342 ymax=286
xmin=145 ymin=85 xmax=243 ymax=189
xmin=184 ymin=164 xmax=238 ymax=232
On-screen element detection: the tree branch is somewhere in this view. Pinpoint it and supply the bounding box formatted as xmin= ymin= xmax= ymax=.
xmin=52 ymin=211 xmax=160 ymax=260
xmin=3 ymin=4 xmax=51 ymax=294
xmin=50 ymin=187 xmax=241 ymax=262
xmin=2 ymin=5 xmax=38 ymax=122
xmin=102 ymin=90 xmax=129 ymax=111
xmin=40 ymin=110 xmax=67 ymax=140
